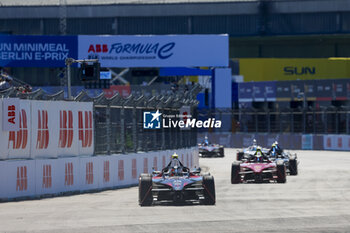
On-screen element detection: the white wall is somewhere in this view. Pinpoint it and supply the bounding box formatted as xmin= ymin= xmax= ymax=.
xmin=0 ymin=147 xmax=199 ymax=200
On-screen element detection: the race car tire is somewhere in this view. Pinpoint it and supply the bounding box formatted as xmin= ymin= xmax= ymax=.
xmin=231 ymin=162 xmax=241 ymax=184
xmin=236 ymin=152 xmax=244 ymax=161
xmin=219 ymin=147 xmax=225 ymax=157
xmin=289 ymin=156 xmax=298 ymax=176
xmin=203 ymin=175 xmax=216 ymax=205
xmin=139 ymin=173 xmax=153 ymax=206
xmin=276 ymin=160 xmax=287 ymax=183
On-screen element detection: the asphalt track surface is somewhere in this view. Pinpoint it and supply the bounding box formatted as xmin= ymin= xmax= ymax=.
xmin=1 ymin=149 xmax=350 ymax=233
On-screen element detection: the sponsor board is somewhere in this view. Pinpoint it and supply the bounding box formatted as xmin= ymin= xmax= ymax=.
xmin=0 ymin=35 xmax=77 ymax=67
xmin=78 ymin=35 xmax=228 ymax=68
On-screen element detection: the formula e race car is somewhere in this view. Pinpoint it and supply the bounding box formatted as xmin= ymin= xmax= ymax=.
xmin=231 ymin=148 xmax=287 ymax=184
xmin=267 ymin=149 xmax=298 ymax=176
xmin=236 ymin=140 xmax=268 ymax=161
xmin=139 ymin=155 xmax=216 ymax=206
xmin=198 ymin=137 xmax=224 ymax=157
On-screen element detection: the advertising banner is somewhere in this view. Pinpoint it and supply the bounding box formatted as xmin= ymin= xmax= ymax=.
xmin=276 ymin=81 xmax=292 ymax=101
xmin=0 ymin=35 xmax=77 ymax=67
xmin=333 ymin=79 xmax=348 ymax=100
xmin=7 ymin=100 xmax=31 ymax=159
xmin=238 ymin=82 xmax=253 ymax=102
xmin=323 ymin=134 xmax=350 ymax=151
xmin=315 ymin=79 xmax=333 ymax=101
xmin=302 ymin=134 xmax=313 ymax=150
xmin=0 ymin=160 xmax=36 ymax=199
xmin=29 ymin=100 xmax=93 ymax=159
xmin=78 ymin=35 xmax=229 ymax=67
xmin=240 ymin=58 xmax=350 ymax=82
xmin=2 ymin=98 xmax=19 ymax=131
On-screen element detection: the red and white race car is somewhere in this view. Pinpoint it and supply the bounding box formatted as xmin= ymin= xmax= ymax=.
xmin=231 ymin=156 xmax=287 ymax=184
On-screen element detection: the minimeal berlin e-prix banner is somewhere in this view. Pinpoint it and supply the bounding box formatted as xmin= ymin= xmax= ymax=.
xmin=78 ymin=35 xmax=229 ymax=67
xmin=0 ymin=35 xmax=77 ymax=67
xmin=0 ymin=35 xmax=228 ymax=68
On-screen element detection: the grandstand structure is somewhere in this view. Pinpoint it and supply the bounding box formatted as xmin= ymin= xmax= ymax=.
xmin=0 ymin=0 xmax=348 ymax=135
xmin=0 ymin=0 xmax=349 ymax=58
xmin=0 ymin=0 xmax=349 ymax=94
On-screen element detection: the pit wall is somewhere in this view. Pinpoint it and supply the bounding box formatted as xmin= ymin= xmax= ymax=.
xmin=198 ymin=132 xmax=350 ymax=151
xmin=0 ymin=147 xmax=199 ymax=201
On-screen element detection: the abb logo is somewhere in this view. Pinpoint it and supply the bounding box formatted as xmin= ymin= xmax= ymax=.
xmin=16 ymin=166 xmax=27 ymax=191
xmin=36 ymin=110 xmax=49 ymax=149
xmin=8 ymin=109 xmax=28 ymax=149
xmin=88 ymin=44 xmax=108 ymax=53
xmin=327 ymin=138 xmax=331 ymax=148
xmin=78 ymin=111 xmax=93 ymax=148
xmin=132 ymin=159 xmax=137 ymax=179
xmin=103 ymin=161 xmax=110 ymax=183
xmin=7 ymin=105 xmax=16 ymax=125
xmin=143 ymin=158 xmax=148 ymax=173
xmin=59 ymin=110 xmax=73 ymax=148
xmin=42 ymin=165 xmax=52 ymax=189
xmin=338 ymin=137 xmax=343 ymax=148
xmin=118 ymin=160 xmax=124 ymax=181
xmin=65 ymin=162 xmax=74 ymax=186
xmin=86 ymin=162 xmax=93 ymax=184
xmin=153 ymin=157 xmax=158 ymax=171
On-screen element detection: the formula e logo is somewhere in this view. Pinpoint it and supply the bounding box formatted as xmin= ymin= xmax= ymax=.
xmin=143 ymin=110 xmax=162 ymax=129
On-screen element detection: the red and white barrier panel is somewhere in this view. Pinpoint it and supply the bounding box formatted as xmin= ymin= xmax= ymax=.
xmin=0 ymin=147 xmax=198 ymax=200
xmin=0 ymin=99 xmax=94 ymax=160
xmin=323 ymin=135 xmax=350 ymax=151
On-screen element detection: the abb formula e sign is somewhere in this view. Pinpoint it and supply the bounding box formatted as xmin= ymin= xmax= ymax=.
xmin=0 ymin=99 xmax=93 ymax=160
xmin=78 ymin=35 xmax=229 ymax=68
xmin=0 ymin=35 xmax=228 ymax=68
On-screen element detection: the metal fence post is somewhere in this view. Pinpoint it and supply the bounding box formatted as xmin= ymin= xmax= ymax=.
xmin=312 ymin=108 xmax=316 ymax=134
xmin=279 ymin=110 xmax=282 ymax=133
xmin=93 ymin=105 xmax=97 ymax=156
xmin=291 ymin=110 xmax=294 ymax=133
xmin=324 ymin=109 xmax=328 ymax=134
xmin=120 ymin=107 xmax=125 ymax=153
xmin=303 ymin=109 xmax=306 ymax=134
xmin=132 ymin=107 xmax=137 ymax=153
xmin=106 ymin=104 xmax=111 ymax=155
xmin=255 ymin=110 xmax=258 ymax=133
xmin=347 ymin=109 xmax=350 ymax=134
xmin=335 ymin=109 xmax=339 ymax=134
xmin=162 ymin=109 xmax=165 ymax=150
xmin=267 ymin=110 xmax=270 ymax=133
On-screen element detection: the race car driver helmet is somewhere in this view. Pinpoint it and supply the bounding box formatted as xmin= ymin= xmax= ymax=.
xmin=254 ymin=146 xmax=263 ymax=162
xmin=172 ymin=153 xmax=179 ymax=159
xmin=253 ymin=139 xmax=257 ymax=146
xmin=204 ymin=136 xmax=209 ymax=145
